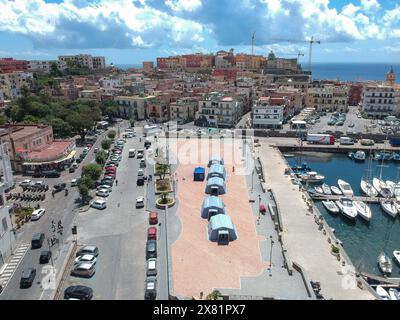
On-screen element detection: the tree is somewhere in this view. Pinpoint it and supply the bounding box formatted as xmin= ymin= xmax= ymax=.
xmin=66 ymin=111 xmax=94 ymax=141
xmin=77 ymin=179 xmax=90 ymax=204
xmin=78 ymin=175 xmax=95 ymax=190
xmin=82 ymin=163 xmax=103 ymax=182
xmin=50 ymin=62 xmax=63 ymax=77
xmin=107 ymin=130 xmax=116 ymax=140
xmin=0 ymin=114 xmax=7 ymax=125
xmin=206 ymin=290 xmax=222 ymax=300
xmin=100 ymin=100 xmax=119 ymax=120
xmin=95 ymin=150 xmax=107 ymax=166
xmin=101 ymin=139 xmax=112 ymax=150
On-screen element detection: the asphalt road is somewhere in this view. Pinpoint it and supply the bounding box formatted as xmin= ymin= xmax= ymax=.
xmin=0 ymin=127 xmax=113 ymax=300
xmin=59 ymin=126 xmax=167 ymax=300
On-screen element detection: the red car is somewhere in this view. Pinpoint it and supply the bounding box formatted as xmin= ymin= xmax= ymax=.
xmin=147 ymin=227 xmax=157 ymax=240
xmin=105 ymin=167 xmax=116 ymax=173
xmin=86 ymin=144 xmax=92 ymax=148
xmin=149 ymin=212 xmax=158 ymax=225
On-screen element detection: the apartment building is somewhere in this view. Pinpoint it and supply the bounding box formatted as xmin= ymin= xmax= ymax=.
xmin=215 ymin=50 xmax=235 ymax=69
xmin=195 ymin=92 xmax=242 ymax=128
xmin=0 ymin=182 xmax=16 ymax=270
xmin=115 ymin=95 xmax=156 ymax=120
xmin=58 ymin=54 xmax=106 ymax=70
xmin=143 ymin=61 xmax=154 ymax=71
xmin=146 ymin=99 xmax=169 ymax=123
xmin=361 ymin=84 xmax=398 ymax=118
xmin=0 ymin=72 xmax=34 ymax=100
xmin=27 ymin=60 xmax=55 ymax=74
xmin=170 ymin=97 xmax=200 ymax=124
xmin=252 ymin=97 xmax=286 ymax=129
xmin=306 ymin=81 xmax=349 ymax=113
xmin=0 ymin=58 xmax=28 ymax=73
xmin=235 ymin=54 xmax=266 ymax=70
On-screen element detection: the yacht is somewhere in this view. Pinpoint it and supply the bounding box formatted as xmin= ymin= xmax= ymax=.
xmin=386 ymin=180 xmax=395 ymax=193
xmin=322 ymin=183 xmax=332 ymax=195
xmin=314 ymin=186 xmax=323 ymax=194
xmin=377 ymin=252 xmax=392 ymax=276
xmin=393 ymin=250 xmax=400 ymax=266
xmin=353 ymin=150 xmax=366 ymax=161
xmin=331 ymin=186 xmax=343 ymax=195
xmin=373 ymin=178 xmax=393 ymax=198
xmin=336 ymin=198 xmax=358 ymax=220
xmin=389 ymin=288 xmax=400 ymax=301
xmin=301 ymin=171 xmax=325 ymax=183
xmin=360 ymin=179 xmax=378 ymax=197
xmin=376 ymin=286 xmax=390 ymax=300
xmin=353 ymin=200 xmax=372 ymax=221
xmin=322 ymin=200 xmax=339 ymax=214
xmin=381 ymin=200 xmax=398 ymax=218
xmin=337 ymin=179 xmax=354 ymax=197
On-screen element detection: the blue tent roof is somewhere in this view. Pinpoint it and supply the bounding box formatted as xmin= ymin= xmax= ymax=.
xmin=194 ymin=167 xmax=205 ymax=174
xmin=209 ymin=214 xmax=234 ymax=230
xmin=202 ymin=196 xmax=224 ymax=209
xmin=209 ymin=164 xmax=225 ymax=175
xmin=207 ymin=177 xmax=225 ymax=186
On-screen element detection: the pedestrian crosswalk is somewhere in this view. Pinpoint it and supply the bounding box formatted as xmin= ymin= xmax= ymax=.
xmin=0 ymin=243 xmax=30 ymax=292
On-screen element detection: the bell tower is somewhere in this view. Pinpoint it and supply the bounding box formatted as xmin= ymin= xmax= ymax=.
xmin=387 ymin=66 xmax=396 ymax=86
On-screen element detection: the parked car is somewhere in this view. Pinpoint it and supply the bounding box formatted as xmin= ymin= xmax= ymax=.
xmin=69 ymin=166 xmax=76 ymax=173
xmin=20 ymin=179 xmax=32 ymax=187
xmin=64 ymin=285 xmax=93 ymax=300
xmin=146 ymin=240 xmax=157 ymax=259
xmin=39 ymin=251 xmax=52 ymax=264
xmin=76 ymin=245 xmax=99 ymax=257
xmin=149 ymin=212 xmax=158 ymax=225
xmin=102 ymin=176 xmax=114 ymax=182
xmin=71 ymin=262 xmax=96 ymax=278
xmin=105 ymin=166 xmax=117 ymax=173
xmin=74 ymin=254 xmax=97 ymax=266
xmin=136 ymin=196 xmax=145 ymax=208
xmin=139 ymin=159 xmax=146 ymax=168
xmin=44 ymin=171 xmax=61 ymax=178
xmin=146 ymin=258 xmax=157 ymax=276
xmin=147 ymin=227 xmax=157 ymax=240
xmin=96 ymin=189 xmax=110 ymax=197
xmin=31 ymin=233 xmax=45 ymax=249
xmin=53 ymin=183 xmax=66 ymax=192
xmin=90 ymin=199 xmax=107 ymax=210
xmin=137 ymin=150 xmax=144 ymax=159
xmin=94 ymin=148 xmax=99 ymax=153
xmin=100 ymin=179 xmax=113 ymax=187
xmin=31 ymin=208 xmax=46 ymax=221
xmin=137 ymin=177 xmax=144 ymax=186
xmin=137 ymin=169 xmax=145 ymax=177
xmin=96 ymin=185 xmax=112 ymax=192
xmin=20 ymin=268 xmax=36 ymax=288
xmin=144 ymin=276 xmax=157 ymax=300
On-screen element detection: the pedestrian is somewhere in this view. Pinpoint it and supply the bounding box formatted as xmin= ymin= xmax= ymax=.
xmin=232 ymin=166 xmax=235 ymax=173
xmin=115 ymin=179 xmax=118 ymax=186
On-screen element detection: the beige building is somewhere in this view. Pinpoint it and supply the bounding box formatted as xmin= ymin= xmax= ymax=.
xmin=0 ymin=72 xmax=34 ymax=100
xmin=115 ymin=95 xmax=156 ymax=120
xmin=170 ymin=97 xmax=200 ymax=124
xmin=361 ymin=84 xmax=397 ymax=118
xmin=306 ymin=81 xmax=349 ymax=113
xmin=58 ymin=54 xmax=106 ymax=70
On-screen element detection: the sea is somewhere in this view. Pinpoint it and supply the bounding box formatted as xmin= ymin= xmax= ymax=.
xmin=287 ymin=153 xmax=400 ymax=277
xmin=116 ymin=63 xmax=400 ymax=83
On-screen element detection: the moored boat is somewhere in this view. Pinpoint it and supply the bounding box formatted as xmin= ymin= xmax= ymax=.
xmin=337 ymin=179 xmax=354 ymax=197
xmin=322 ymin=183 xmax=332 ymax=195
xmin=353 ymin=150 xmax=366 ymax=161
xmin=348 ymin=152 xmax=354 ymax=159
xmin=376 ymin=285 xmax=390 ymax=300
xmin=392 ymin=153 xmax=400 ymax=161
xmin=322 ymin=200 xmax=339 ymax=214
xmin=377 ymin=252 xmax=392 ymax=276
xmin=388 ymin=288 xmax=400 ymax=301
xmin=353 ymin=200 xmax=372 ymax=221
xmin=381 ymin=200 xmax=398 ymax=218
xmin=336 ymin=197 xmax=358 ymax=220
xmin=331 ymin=186 xmax=343 ymax=195
xmin=360 ymin=179 xmax=378 ymax=197
xmin=314 ymin=186 xmax=323 ymax=194
xmin=301 ymin=171 xmax=325 ymax=183
xmin=373 ymin=178 xmax=393 ymax=198
xmin=283 ymin=154 xmax=295 ymax=158
xmin=393 ymin=250 xmax=400 ymax=266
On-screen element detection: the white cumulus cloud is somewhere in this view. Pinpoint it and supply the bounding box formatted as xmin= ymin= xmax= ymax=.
xmin=165 ymin=0 xmax=202 ymax=12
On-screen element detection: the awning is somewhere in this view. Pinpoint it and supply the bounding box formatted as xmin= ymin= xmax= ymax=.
xmin=22 ymin=150 xmax=76 ymax=166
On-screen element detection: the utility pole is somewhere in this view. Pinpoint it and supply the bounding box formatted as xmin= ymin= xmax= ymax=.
xmin=251 ymin=32 xmax=256 ymax=56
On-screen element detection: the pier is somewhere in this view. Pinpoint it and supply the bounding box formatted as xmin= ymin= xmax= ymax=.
xmin=310 ymin=194 xmax=383 ymax=203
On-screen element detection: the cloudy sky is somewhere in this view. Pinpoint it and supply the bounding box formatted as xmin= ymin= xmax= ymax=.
xmin=0 ymin=0 xmax=400 ymax=64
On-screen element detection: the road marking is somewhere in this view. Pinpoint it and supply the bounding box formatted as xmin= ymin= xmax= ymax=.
xmin=0 ymin=243 xmax=30 ymax=295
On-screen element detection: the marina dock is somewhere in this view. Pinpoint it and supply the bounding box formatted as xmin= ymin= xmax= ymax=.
xmin=310 ymin=194 xmax=383 ymax=203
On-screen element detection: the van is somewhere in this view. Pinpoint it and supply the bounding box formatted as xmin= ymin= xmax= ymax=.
xmin=31 ymin=233 xmax=45 ymax=249
xmin=339 ymin=137 xmax=354 ymax=145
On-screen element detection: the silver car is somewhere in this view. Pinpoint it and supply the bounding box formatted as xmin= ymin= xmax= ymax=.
xmin=71 ymin=262 xmax=95 ymax=277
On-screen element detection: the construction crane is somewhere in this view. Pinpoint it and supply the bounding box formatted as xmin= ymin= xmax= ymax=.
xmin=251 ymin=32 xmax=256 ymax=56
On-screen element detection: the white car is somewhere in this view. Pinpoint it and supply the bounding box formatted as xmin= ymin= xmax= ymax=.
xmin=96 ymin=185 xmax=112 ymax=192
xmin=137 ymin=169 xmax=145 ymax=177
xmin=94 ymin=148 xmax=99 ymax=153
xmin=71 ymin=179 xmax=78 ymax=187
xmin=90 ymin=199 xmax=107 ymax=210
xmin=74 ymin=254 xmax=97 ymax=266
xmin=20 ymin=179 xmax=31 ymax=187
xmin=136 ymin=196 xmax=145 ymax=208
xmin=96 ymin=189 xmax=110 ymax=197
xmin=31 ymin=208 xmax=46 ymax=221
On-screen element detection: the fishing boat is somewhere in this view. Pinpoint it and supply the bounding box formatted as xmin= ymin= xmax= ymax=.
xmin=337 ymin=179 xmax=354 ymax=197
xmin=376 ymin=286 xmax=390 ymax=300
xmin=392 ymin=152 xmax=400 ymax=161
xmin=322 ymin=183 xmax=332 ymax=195
xmin=314 ymin=186 xmax=324 ymax=194
xmin=301 ymin=171 xmax=325 ymax=183
xmin=291 ymin=163 xmax=311 ymax=173
xmin=360 ymin=179 xmax=378 ymax=197
xmin=322 ymin=200 xmax=339 ymax=214
xmin=331 ymin=186 xmax=343 ymax=195
xmin=393 ymin=250 xmax=400 ymax=266
xmin=374 ymin=152 xmax=393 ymax=161
xmin=389 ymin=288 xmax=400 ymax=301
xmin=353 ymin=150 xmax=366 ymax=161
xmin=336 ymin=197 xmax=358 ymax=220
xmin=377 ymin=252 xmax=393 ymax=276
xmin=353 ymin=200 xmax=372 ymax=221
xmin=380 ymin=200 xmax=398 ymax=218
xmin=373 ymin=178 xmax=393 ymax=198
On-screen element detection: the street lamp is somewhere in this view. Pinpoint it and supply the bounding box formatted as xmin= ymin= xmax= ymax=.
xmin=269 ymin=235 xmax=274 ymax=276
xmin=164 ymin=205 xmax=170 ymax=299
xmin=251 ymin=168 xmax=255 ymax=192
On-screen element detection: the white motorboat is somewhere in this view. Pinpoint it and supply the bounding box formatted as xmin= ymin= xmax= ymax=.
xmin=314 ymin=186 xmax=323 ymax=194
xmin=337 ymin=179 xmax=354 ymax=197
xmin=373 ymin=178 xmax=393 ymax=198
xmin=331 ymin=186 xmax=343 ymax=195
xmin=386 ymin=180 xmax=395 ymax=193
xmin=322 ymin=200 xmax=339 ymax=214
xmin=389 ymin=288 xmax=400 ymax=301
xmin=353 ymin=200 xmax=372 ymax=221
xmin=393 ymin=184 xmax=400 ymax=201
xmin=393 ymin=250 xmax=400 ymax=266
xmin=381 ymin=200 xmax=398 ymax=218
xmin=336 ymin=198 xmax=358 ymax=220
xmin=376 ymin=286 xmax=390 ymax=300
xmin=360 ymin=179 xmax=378 ymax=197
xmin=301 ymin=171 xmax=325 ymax=183
xmin=322 ymin=183 xmax=332 ymax=195
xmin=378 ymin=252 xmax=393 ymax=276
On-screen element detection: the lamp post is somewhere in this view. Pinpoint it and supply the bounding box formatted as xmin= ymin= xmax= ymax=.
xmin=164 ymin=205 xmax=170 ymax=299
xmin=251 ymin=168 xmax=255 ymax=192
xmin=269 ymin=235 xmax=274 ymax=276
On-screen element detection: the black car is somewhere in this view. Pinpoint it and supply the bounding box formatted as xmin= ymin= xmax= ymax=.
xmin=20 ymin=268 xmax=36 ymax=288
xmin=64 ymin=285 xmax=93 ymax=300
xmin=44 ymin=171 xmax=61 ymax=178
xmin=146 ymin=240 xmax=157 ymax=259
xmin=137 ymin=177 xmax=144 ymax=186
xmin=76 ymin=158 xmax=82 ymax=164
xmin=69 ymin=166 xmax=76 ymax=173
xmin=39 ymin=251 xmax=52 ymax=264
xmin=31 ymin=233 xmax=45 ymax=249
xmin=53 ymin=183 xmax=66 ymax=192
